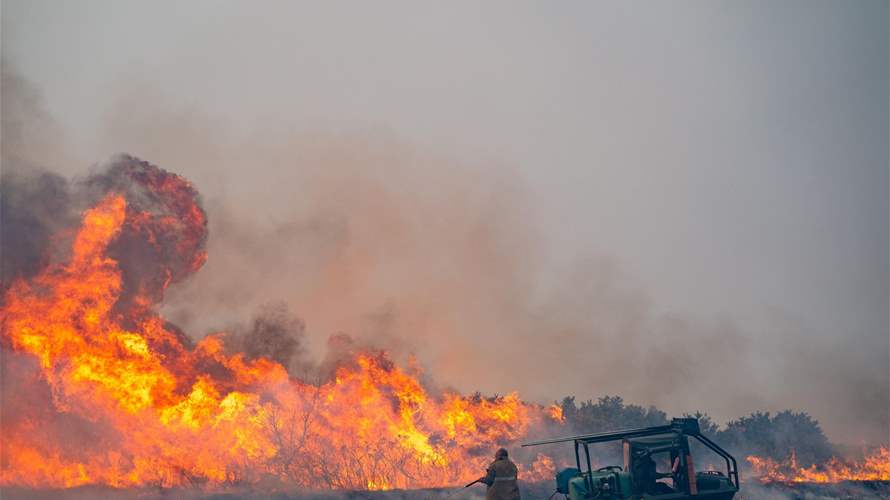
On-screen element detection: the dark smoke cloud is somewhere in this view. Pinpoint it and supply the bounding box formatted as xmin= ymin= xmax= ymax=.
xmin=224 ymin=301 xmax=310 ymax=377
xmin=1 ymin=153 xmax=208 ymax=310
xmin=84 ymin=154 xmax=208 ymax=312
xmin=0 ymin=168 xmax=74 ymax=290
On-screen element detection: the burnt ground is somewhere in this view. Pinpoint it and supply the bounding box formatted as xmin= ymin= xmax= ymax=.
xmin=2 ymin=481 xmax=889 ymax=499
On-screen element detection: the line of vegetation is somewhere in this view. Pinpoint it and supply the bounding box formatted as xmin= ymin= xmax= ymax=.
xmin=556 ymin=396 xmax=833 ymax=466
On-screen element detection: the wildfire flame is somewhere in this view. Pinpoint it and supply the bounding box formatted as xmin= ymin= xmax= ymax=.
xmin=747 ymin=448 xmax=890 ymax=483
xmin=4 ymin=158 xmax=882 ymax=492
xmin=0 ymin=159 xmax=559 ymax=490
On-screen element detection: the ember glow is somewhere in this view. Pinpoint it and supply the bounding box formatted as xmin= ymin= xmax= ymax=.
xmin=747 ymin=448 xmax=890 ymax=483
xmin=0 ymin=158 xmax=559 ymax=490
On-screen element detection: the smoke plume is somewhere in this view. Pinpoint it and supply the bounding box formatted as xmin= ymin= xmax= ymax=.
xmin=1 ymin=62 xmax=887 ymax=450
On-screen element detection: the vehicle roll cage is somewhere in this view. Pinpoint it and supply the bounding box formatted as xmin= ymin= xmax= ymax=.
xmin=523 ymin=418 xmax=739 ymax=491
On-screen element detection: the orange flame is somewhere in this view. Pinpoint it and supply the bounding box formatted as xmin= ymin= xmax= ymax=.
xmin=546 ymin=404 xmax=565 ymax=423
xmin=747 ymin=448 xmax=890 ymax=483
xmin=0 ymin=184 xmax=560 ymax=490
xmin=13 ymin=161 xmax=880 ymax=492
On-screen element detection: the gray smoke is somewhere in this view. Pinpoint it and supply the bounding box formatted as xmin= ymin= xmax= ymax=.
xmin=0 ymin=63 xmax=77 ymax=291
xmin=2 ymin=27 xmax=887 ymax=447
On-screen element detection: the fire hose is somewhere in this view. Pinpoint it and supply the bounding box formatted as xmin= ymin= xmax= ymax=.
xmin=440 ymin=478 xmax=483 ymax=499
xmin=444 ymin=479 xmax=563 ymax=500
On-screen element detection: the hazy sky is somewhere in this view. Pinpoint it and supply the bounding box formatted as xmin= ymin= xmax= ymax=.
xmin=2 ymin=1 xmax=888 ymax=443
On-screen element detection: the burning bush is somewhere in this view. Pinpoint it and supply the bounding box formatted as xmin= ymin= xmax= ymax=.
xmin=0 ymin=156 xmax=562 ymax=490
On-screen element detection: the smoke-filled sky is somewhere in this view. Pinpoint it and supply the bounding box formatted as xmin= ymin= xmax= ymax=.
xmin=2 ymin=1 xmax=887 ymax=443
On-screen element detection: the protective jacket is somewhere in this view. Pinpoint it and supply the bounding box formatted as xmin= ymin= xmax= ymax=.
xmin=481 ymin=457 xmax=520 ymax=500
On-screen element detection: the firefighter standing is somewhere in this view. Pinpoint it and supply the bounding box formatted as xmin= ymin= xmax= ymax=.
xmin=479 ymin=448 xmax=520 ymax=500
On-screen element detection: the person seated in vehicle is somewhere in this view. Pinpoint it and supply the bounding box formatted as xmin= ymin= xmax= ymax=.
xmin=633 ymin=453 xmax=658 ymax=494
xmin=633 ymin=452 xmax=676 ymax=495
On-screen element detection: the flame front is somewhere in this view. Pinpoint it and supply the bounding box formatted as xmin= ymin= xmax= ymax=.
xmin=0 ymin=162 xmax=557 ymax=490
xmin=747 ymin=448 xmax=890 ymax=483
xmin=6 ymin=159 xmax=882 ymax=492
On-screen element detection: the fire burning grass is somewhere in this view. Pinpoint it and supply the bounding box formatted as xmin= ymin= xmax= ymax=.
xmin=1 ymin=157 xmax=888 ymax=495
xmin=740 ymin=449 xmax=890 ymax=500
xmin=747 ymin=447 xmax=890 ymax=483
xmin=0 ymin=158 xmax=560 ymax=490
